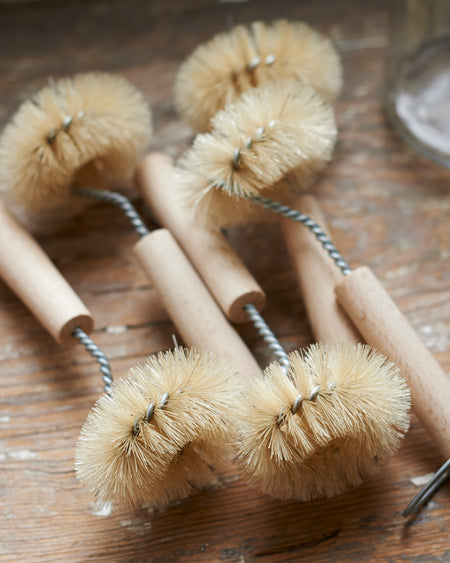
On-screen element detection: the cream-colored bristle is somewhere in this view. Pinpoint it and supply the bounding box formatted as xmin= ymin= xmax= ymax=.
xmin=175 ymin=19 xmax=342 ymax=131
xmin=0 ymin=72 xmax=151 ymax=213
xmin=76 ymin=347 xmax=239 ymax=508
xmin=177 ymin=80 xmax=336 ymax=226
xmin=236 ymin=342 xmax=410 ymax=501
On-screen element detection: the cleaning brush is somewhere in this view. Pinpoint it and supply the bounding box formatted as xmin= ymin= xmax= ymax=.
xmin=76 ymin=346 xmax=240 ymax=508
xmin=175 ymin=17 xmax=450 ymax=512
xmin=178 ymin=79 xmax=337 ymax=227
xmin=175 ymin=18 xmax=450 ymax=508
xmin=237 ymin=342 xmax=409 ymax=501
xmin=175 ymin=18 xmax=357 ymax=343
xmin=0 ymin=196 xmax=256 ymax=508
xmin=0 ymin=73 xmax=261 ymax=508
xmin=176 ymin=76 xmax=450 ymax=511
xmin=175 ymin=19 xmax=342 ymax=132
xmin=281 ymin=195 xmax=450 ymax=514
xmin=136 ymin=153 xmax=411 ymax=502
xmin=76 ymin=222 xmax=262 ymax=509
xmin=0 ymin=72 xmax=151 ymax=216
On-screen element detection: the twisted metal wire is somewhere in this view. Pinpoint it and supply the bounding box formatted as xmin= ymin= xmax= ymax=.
xmin=250 ymin=195 xmax=352 ymax=276
xmin=72 ymin=186 xmax=149 ymax=238
xmin=72 ymin=327 xmax=113 ymax=395
xmin=243 ymin=303 xmax=290 ymax=374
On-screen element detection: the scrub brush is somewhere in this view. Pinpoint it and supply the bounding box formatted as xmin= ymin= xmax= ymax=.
xmin=174 ymin=17 xmax=357 ymax=342
xmin=0 ymin=72 xmax=151 ymax=216
xmin=76 ymin=225 xmax=262 ymax=509
xmin=76 ymin=346 xmax=240 ymax=508
xmin=176 ymin=76 xmax=450 ymax=511
xmin=175 ymin=17 xmax=450 ymax=512
xmin=137 ymin=153 xmax=411 ymax=502
xmin=237 ymin=342 xmax=409 ymax=501
xmin=175 ymin=19 xmax=342 ymax=132
xmin=0 ymin=70 xmax=259 ymax=373
xmin=0 ymin=197 xmax=252 ymax=509
xmin=177 ymin=79 xmax=336 ymax=227
xmin=0 ymin=73 xmax=260 ymax=508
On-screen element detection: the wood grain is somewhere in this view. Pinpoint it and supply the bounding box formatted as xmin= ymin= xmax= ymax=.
xmin=0 ymin=1 xmax=449 ymax=562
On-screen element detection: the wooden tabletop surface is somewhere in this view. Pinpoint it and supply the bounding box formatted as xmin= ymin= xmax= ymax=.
xmin=0 ymin=1 xmax=449 ymax=561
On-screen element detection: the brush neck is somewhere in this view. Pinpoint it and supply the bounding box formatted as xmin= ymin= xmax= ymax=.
xmin=249 ymin=194 xmax=352 ymax=276
xmin=243 ymin=302 xmax=290 ymax=375
xmin=72 ymin=186 xmax=150 ymax=238
xmin=72 ymin=327 xmax=113 ymax=395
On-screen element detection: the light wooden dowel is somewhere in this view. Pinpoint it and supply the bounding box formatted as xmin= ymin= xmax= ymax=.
xmin=282 ymin=194 xmax=360 ymax=343
xmin=0 ymin=201 xmax=93 ymax=345
xmin=135 ymin=152 xmax=266 ymax=323
xmin=336 ymin=266 xmax=450 ymax=458
xmin=134 ymin=229 xmax=262 ymax=382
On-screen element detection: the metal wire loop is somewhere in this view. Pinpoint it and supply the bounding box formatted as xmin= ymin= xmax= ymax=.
xmin=146 ymin=402 xmax=155 ymax=422
xmin=308 ymin=385 xmax=321 ymax=401
xmin=46 ymin=128 xmax=57 ymax=144
xmin=232 ymin=148 xmax=242 ymax=169
xmin=132 ymin=418 xmax=140 ymax=437
xmin=160 ymin=392 xmax=170 ymax=409
xmin=62 ymin=115 xmax=73 ymax=131
xmin=247 ymin=56 xmax=261 ymax=71
xmin=143 ymin=392 xmax=170 ymax=424
xmin=291 ymin=395 xmax=302 ymax=414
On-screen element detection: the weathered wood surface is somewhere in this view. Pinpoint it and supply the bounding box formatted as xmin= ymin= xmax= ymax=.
xmin=0 ymin=1 xmax=449 ymax=561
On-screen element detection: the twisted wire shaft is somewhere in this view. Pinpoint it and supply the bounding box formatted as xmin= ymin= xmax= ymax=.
xmin=250 ymin=195 xmax=352 ymax=276
xmin=243 ymin=303 xmax=290 ymax=374
xmin=72 ymin=186 xmax=149 ymax=238
xmin=72 ymin=327 xmax=113 ymax=395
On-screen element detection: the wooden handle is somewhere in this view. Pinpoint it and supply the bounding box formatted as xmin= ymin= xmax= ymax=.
xmin=0 ymin=201 xmax=93 ymax=345
xmin=133 ymin=229 xmax=262 ymax=382
xmin=282 ymin=194 xmax=360 ymax=343
xmin=336 ymin=266 xmax=450 ymax=458
xmin=135 ymin=152 xmax=266 ymax=323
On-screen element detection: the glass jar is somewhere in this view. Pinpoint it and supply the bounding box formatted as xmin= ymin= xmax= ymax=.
xmin=385 ymin=0 xmax=450 ymax=167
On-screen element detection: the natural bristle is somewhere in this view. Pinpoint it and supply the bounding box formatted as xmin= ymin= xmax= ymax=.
xmin=236 ymin=343 xmax=410 ymax=501
xmin=175 ymin=19 xmax=342 ymax=131
xmin=76 ymin=347 xmax=239 ymax=508
xmin=177 ymin=80 xmax=336 ymax=226
xmin=0 ymin=72 xmax=151 ymax=212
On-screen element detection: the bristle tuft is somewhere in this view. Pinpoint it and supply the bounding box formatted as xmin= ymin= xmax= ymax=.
xmin=0 ymin=72 xmax=151 ymax=212
xmin=76 ymin=347 xmax=239 ymax=508
xmin=175 ymin=19 xmax=342 ymax=131
xmin=236 ymin=343 xmax=410 ymax=501
xmin=177 ymin=80 xmax=336 ymax=226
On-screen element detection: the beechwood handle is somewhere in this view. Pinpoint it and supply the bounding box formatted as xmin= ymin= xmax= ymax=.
xmin=135 ymin=152 xmax=266 ymax=324
xmin=336 ymin=266 xmax=450 ymax=459
xmin=0 ymin=201 xmax=93 ymax=345
xmin=134 ymin=228 xmax=262 ymax=382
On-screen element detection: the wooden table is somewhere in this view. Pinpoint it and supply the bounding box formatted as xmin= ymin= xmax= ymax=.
xmin=0 ymin=1 xmax=449 ymax=561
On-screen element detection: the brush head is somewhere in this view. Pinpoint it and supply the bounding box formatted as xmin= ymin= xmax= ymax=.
xmin=175 ymin=19 xmax=342 ymax=132
xmin=177 ymin=80 xmax=337 ymax=226
xmin=75 ymin=347 xmax=239 ymax=508
xmin=236 ymin=342 xmax=410 ymax=501
xmin=0 ymin=72 xmax=151 ymax=214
